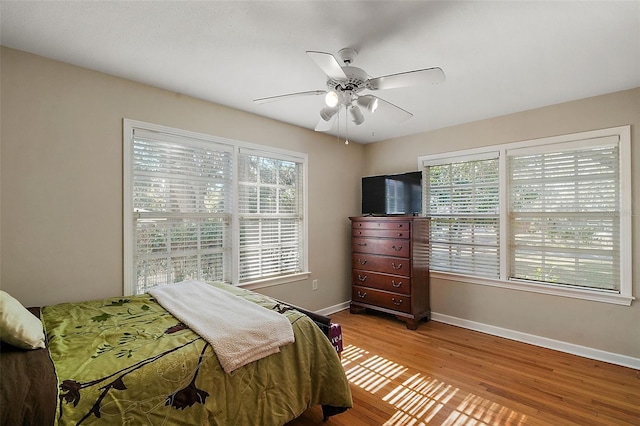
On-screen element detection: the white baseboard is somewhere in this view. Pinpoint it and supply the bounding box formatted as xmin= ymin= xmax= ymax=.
xmin=431 ymin=312 xmax=640 ymax=370
xmin=316 ymin=304 xmax=639 ymax=369
xmin=316 ymin=301 xmax=351 ymax=317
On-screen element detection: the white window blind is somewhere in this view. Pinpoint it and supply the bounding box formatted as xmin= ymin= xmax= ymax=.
xmin=508 ymin=137 xmax=620 ymax=291
xmin=131 ymin=129 xmax=233 ymax=293
xmin=424 ymin=154 xmax=500 ymax=278
xmin=237 ymin=150 xmax=304 ymax=282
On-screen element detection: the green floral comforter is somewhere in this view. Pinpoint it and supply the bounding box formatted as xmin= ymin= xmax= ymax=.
xmin=42 ymin=283 xmax=352 ymax=425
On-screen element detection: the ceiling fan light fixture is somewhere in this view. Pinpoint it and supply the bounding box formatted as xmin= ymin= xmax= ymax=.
xmin=325 ymin=90 xmax=340 ymax=107
xmin=349 ymin=105 xmax=365 ymax=125
xmin=320 ymin=106 xmax=339 ymax=121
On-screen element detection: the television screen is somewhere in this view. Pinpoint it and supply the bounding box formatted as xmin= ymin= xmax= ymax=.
xmin=362 ymin=171 xmax=422 ymax=215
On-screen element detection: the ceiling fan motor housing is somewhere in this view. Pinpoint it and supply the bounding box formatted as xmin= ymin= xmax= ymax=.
xmin=326 ymin=66 xmax=369 ymax=102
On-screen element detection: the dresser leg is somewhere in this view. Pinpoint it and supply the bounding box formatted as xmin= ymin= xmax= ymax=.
xmin=350 ymin=304 xmax=366 ymax=314
xmin=398 ymin=316 xmax=418 ymax=330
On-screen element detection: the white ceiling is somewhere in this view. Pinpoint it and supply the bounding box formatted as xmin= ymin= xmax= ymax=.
xmin=1 ymin=1 xmax=639 ymax=144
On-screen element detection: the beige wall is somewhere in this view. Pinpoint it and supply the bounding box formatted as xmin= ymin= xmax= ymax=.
xmin=0 ymin=47 xmax=364 ymax=310
xmin=1 ymin=46 xmax=638 ymax=359
xmin=365 ymin=88 xmax=640 ymax=359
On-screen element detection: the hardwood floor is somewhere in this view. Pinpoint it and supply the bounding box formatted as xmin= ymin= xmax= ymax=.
xmin=287 ymin=309 xmax=639 ymax=426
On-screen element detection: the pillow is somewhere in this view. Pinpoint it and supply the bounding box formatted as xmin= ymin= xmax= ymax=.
xmin=0 ymin=290 xmax=46 ymax=349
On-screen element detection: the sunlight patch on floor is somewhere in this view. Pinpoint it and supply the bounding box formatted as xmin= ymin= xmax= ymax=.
xmin=342 ymin=344 xmax=407 ymax=393
xmin=341 ymin=344 xmax=528 ymax=426
xmin=382 ymin=372 xmax=458 ymax=425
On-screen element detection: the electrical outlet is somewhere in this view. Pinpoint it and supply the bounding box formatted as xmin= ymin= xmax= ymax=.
xmin=312 ymin=279 xmax=318 ymax=291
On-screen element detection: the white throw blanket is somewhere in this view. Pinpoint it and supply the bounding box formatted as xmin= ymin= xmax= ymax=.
xmin=148 ymin=280 xmax=295 ymax=373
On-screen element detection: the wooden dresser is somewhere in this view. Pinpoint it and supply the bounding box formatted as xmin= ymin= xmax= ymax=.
xmin=349 ymin=216 xmax=430 ymax=330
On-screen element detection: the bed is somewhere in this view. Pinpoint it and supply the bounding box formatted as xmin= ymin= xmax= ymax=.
xmin=0 ymin=282 xmax=352 ymax=425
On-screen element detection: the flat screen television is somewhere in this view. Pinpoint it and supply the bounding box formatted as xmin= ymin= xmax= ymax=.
xmin=361 ymin=171 xmax=422 ymax=215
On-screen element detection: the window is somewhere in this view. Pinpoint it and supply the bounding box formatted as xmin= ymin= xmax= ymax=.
xmin=419 ymin=126 xmax=632 ymax=305
xmin=128 ymin=129 xmax=233 ymax=294
xmin=424 ymin=153 xmax=500 ymax=279
xmin=123 ymin=120 xmax=308 ymax=295
xmin=237 ymin=149 xmax=305 ymax=282
xmin=508 ymin=140 xmax=620 ymax=291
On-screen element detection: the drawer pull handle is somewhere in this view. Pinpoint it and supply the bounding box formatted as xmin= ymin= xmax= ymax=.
xmin=391 ymin=280 xmax=402 ymax=288
xmin=392 ymin=298 xmax=403 ymax=306
xmin=357 ymin=274 xmax=367 ymax=282
xmin=358 ymin=259 xmax=367 ymax=265
xmin=357 ymin=291 xmax=367 ymax=299
xmin=398 ymin=233 xmax=403 ymax=237
xmin=358 ymin=243 xmax=367 ymax=246
xmin=391 ymin=262 xmax=403 ymax=270
xmin=397 ymin=224 xmax=404 ymax=228
xmin=391 ymin=245 xmax=403 ymax=251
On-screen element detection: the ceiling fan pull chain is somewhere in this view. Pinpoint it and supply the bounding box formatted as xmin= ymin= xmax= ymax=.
xmin=337 ymin=104 xmax=342 ymax=144
xmin=345 ymin=107 xmax=349 ymax=145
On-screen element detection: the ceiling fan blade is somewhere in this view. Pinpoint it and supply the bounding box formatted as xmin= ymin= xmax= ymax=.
xmin=358 ymin=95 xmax=413 ymax=122
xmin=306 ymin=51 xmax=348 ymax=80
xmin=368 ymin=67 xmax=445 ymax=91
xmin=253 ymin=90 xmax=326 ymax=104
xmin=314 ymin=114 xmax=336 ymax=132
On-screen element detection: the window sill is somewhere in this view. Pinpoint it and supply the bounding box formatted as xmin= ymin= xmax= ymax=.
xmin=430 ymin=271 xmax=634 ymax=306
xmin=239 ymin=272 xmax=311 ymax=291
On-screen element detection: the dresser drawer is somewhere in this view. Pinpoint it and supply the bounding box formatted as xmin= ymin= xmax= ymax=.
xmin=352 ymin=237 xmax=410 ymax=257
xmin=352 ymin=220 xmax=410 ymax=231
xmin=352 ymin=285 xmax=411 ymax=314
xmin=352 ymin=270 xmax=411 ymax=295
xmin=352 ymin=228 xmax=410 ymax=239
xmin=352 ymin=253 xmax=411 ymax=276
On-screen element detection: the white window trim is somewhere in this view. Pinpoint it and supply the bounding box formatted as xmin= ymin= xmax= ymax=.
xmin=241 ymin=272 xmax=311 ymax=291
xmin=418 ymin=126 xmax=633 ymax=306
xmin=123 ymin=119 xmax=309 ymax=295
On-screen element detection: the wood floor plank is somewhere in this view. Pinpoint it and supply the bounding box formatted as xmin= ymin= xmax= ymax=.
xmin=287 ymin=309 xmax=640 ymax=426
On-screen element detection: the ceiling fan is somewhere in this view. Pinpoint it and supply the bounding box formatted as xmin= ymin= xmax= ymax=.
xmin=253 ymin=48 xmax=445 ymax=132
